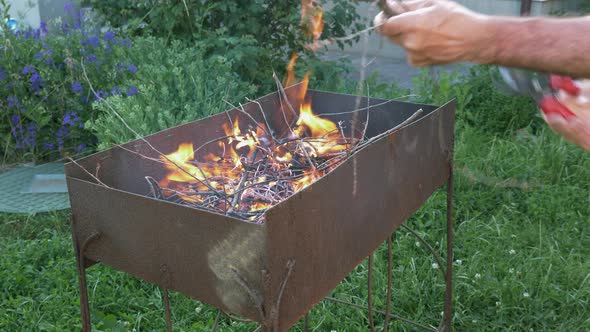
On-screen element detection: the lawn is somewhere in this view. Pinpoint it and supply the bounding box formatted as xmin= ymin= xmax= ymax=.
xmin=1 ymin=124 xmax=589 ymax=331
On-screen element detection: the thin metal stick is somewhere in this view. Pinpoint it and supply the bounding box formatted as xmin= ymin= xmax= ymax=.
xmin=303 ymin=313 xmax=309 ymax=332
xmin=270 ymin=259 xmax=296 ymax=331
xmin=367 ymin=254 xmax=375 ymax=332
xmin=211 ymin=309 xmax=221 ymax=332
xmin=324 ymin=297 xmax=436 ymax=332
xmin=400 ymin=223 xmax=447 ymax=281
xmin=229 ymin=267 xmax=265 ymax=322
xmin=443 ymin=170 xmax=454 ymax=332
xmin=163 ymin=288 xmax=172 ymax=332
xmin=220 ymin=310 xmax=252 ymax=323
xmin=384 ymin=234 xmax=393 ymax=332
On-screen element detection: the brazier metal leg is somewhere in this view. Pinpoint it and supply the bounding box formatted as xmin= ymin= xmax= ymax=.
xmin=163 ymin=288 xmax=173 ymax=332
xmin=211 ymin=309 xmax=221 ymax=332
xmin=383 ymin=234 xmax=393 ymax=332
xmin=74 ymin=243 xmax=92 ymax=332
xmin=303 ymin=313 xmax=309 ymax=332
xmin=442 ymin=172 xmax=454 ymax=332
xmin=71 ymin=217 xmax=100 ymax=332
xmin=367 ymin=254 xmax=375 ymax=332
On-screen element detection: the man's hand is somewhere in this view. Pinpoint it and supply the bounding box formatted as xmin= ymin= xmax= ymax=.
xmin=541 ymin=79 xmax=590 ymax=150
xmin=373 ymin=0 xmax=494 ymax=66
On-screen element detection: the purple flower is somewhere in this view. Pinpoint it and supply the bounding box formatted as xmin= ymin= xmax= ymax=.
xmin=27 ymin=122 xmax=38 ymax=132
xmin=22 ymin=65 xmax=36 ymax=75
xmin=40 ymin=22 xmax=48 ymax=34
xmin=43 ymin=142 xmax=55 ymax=151
xmin=75 ymin=143 xmax=87 ymax=153
xmin=11 ymin=114 xmax=20 ymax=126
xmin=119 ymin=37 xmax=131 ymax=49
xmin=7 ymin=96 xmax=20 ymax=108
xmin=71 ymin=81 xmax=83 ymax=94
xmin=24 ymin=122 xmax=39 ymax=147
xmin=126 ymin=85 xmax=138 ymax=97
xmin=127 ymin=64 xmax=137 ymax=74
xmin=56 ymin=126 xmax=69 ymax=149
xmin=0 ymin=67 xmax=6 ymax=81
xmin=63 ymin=111 xmax=80 ymax=126
xmin=110 ymin=86 xmax=122 ymax=96
xmin=29 ymin=73 xmax=44 ymax=91
xmin=104 ymin=31 xmax=115 ymax=42
xmin=86 ymin=54 xmax=98 ymax=64
xmin=82 ymin=36 xmax=101 ymax=49
xmin=57 ymin=126 xmax=69 ymax=138
xmin=62 ymin=22 xmax=70 ymax=34
xmin=35 ymin=52 xmax=44 ymax=59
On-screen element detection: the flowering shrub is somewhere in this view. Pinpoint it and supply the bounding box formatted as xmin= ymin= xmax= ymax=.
xmin=86 ymin=37 xmax=256 ymax=150
xmin=0 ymin=1 xmax=137 ymax=162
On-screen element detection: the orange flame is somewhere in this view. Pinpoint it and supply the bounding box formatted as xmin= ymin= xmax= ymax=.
xmin=285 ymin=53 xmax=299 ymax=87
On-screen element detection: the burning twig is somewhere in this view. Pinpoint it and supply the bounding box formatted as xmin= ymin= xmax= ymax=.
xmin=245 ymin=97 xmax=278 ymax=143
xmin=223 ymin=99 xmax=274 ymax=141
xmin=145 ymin=176 xmax=163 ymax=199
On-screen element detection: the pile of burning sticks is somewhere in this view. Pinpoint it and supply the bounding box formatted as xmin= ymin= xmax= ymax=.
xmin=145 ymin=78 xmax=371 ymax=223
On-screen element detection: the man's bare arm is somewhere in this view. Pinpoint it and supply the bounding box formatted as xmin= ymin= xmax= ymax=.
xmin=486 ymin=16 xmax=590 ymax=77
xmin=375 ymin=0 xmax=590 ymax=77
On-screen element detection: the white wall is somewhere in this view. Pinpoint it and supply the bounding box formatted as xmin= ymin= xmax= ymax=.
xmin=7 ymin=0 xmax=75 ymax=29
xmin=7 ymin=0 xmax=40 ymax=29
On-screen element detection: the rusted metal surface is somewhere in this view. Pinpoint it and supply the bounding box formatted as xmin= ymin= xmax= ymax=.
xmin=66 ymin=87 xmax=454 ymax=331
xmin=263 ymin=97 xmax=454 ymax=330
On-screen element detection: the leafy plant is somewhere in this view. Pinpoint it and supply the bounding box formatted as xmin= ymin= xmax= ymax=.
xmin=86 ymin=37 xmax=256 ymax=150
xmin=411 ymin=68 xmax=472 ymax=109
xmin=407 ymin=66 xmax=542 ymax=136
xmin=83 ymin=0 xmax=365 ymax=90
xmin=462 ymin=66 xmax=542 ymax=135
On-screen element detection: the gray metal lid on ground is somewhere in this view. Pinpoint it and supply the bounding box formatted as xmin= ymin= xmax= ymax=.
xmin=0 ymin=162 xmax=70 ymax=213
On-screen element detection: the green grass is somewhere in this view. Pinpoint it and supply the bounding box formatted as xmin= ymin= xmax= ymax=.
xmin=1 ymin=125 xmax=589 ymax=331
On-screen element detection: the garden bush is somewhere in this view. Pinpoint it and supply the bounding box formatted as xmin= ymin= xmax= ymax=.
xmin=83 ymin=0 xmax=366 ymax=91
xmin=406 ymin=66 xmax=543 ymax=136
xmin=0 ymin=0 xmax=137 ymax=163
xmin=86 ymin=37 xmax=256 ymax=150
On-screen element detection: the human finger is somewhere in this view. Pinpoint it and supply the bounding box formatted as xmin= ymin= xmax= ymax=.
xmin=378 ymin=7 xmax=430 ymax=38
xmin=543 ymin=114 xmax=590 ymax=150
xmin=385 ymin=0 xmax=435 ymax=14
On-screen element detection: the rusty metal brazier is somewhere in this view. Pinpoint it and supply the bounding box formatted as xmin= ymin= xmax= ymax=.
xmin=66 ymin=85 xmax=455 ymax=331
